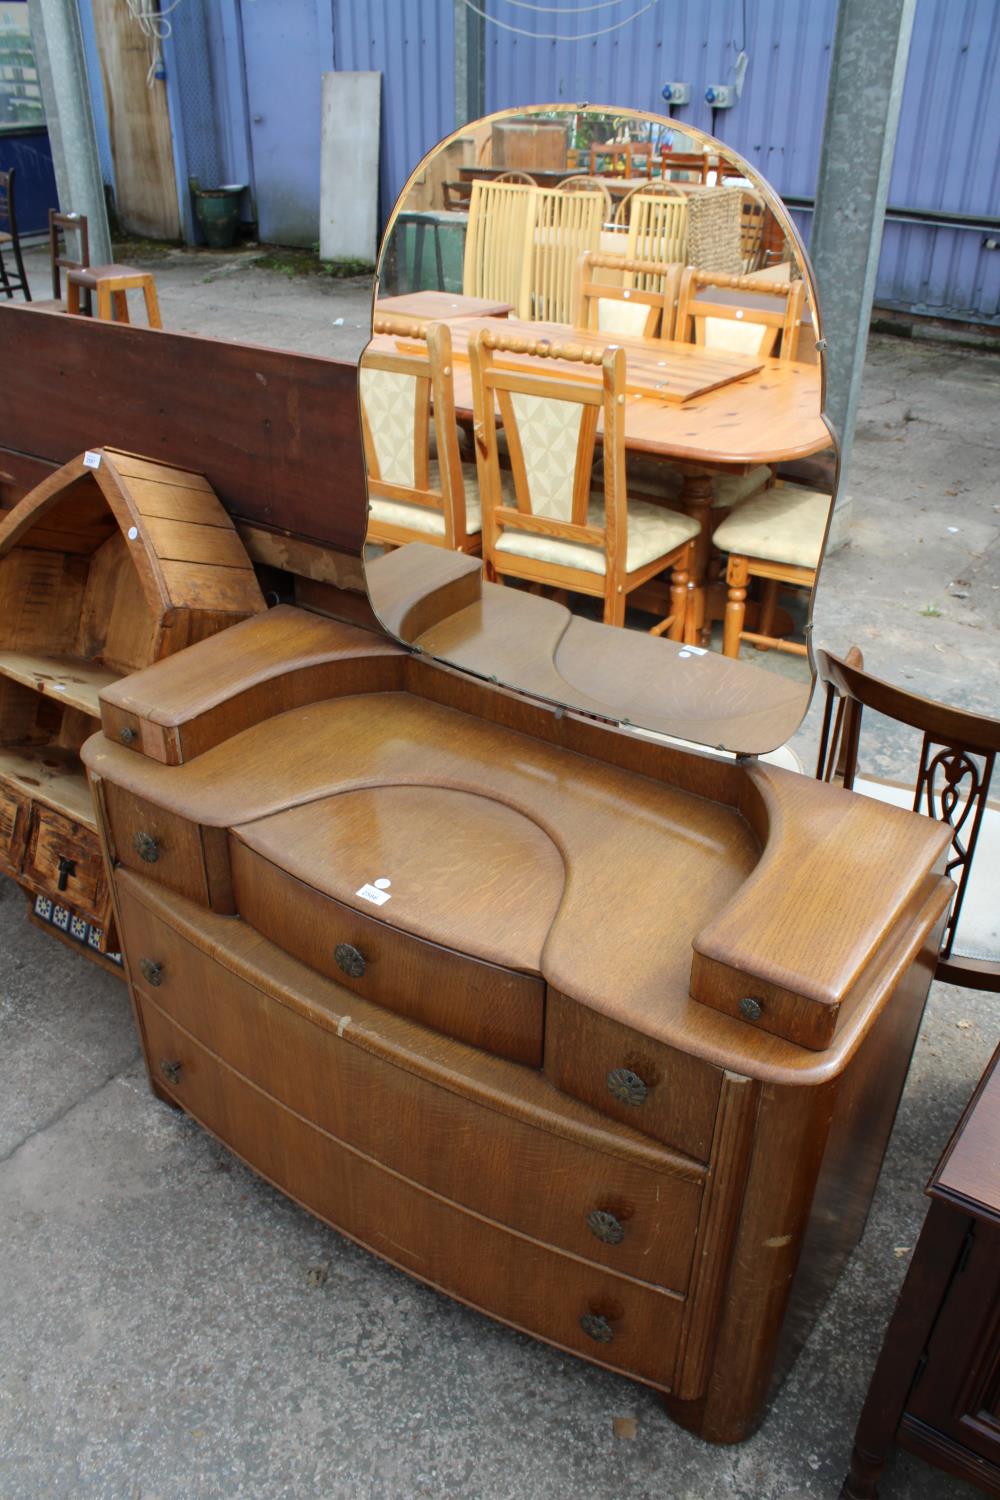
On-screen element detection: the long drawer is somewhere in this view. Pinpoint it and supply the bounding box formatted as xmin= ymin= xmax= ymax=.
xmin=119 ymin=878 xmax=704 ymax=1292
xmin=229 ymin=834 xmax=545 ymax=1066
xmin=139 ymin=994 xmax=686 ymax=1391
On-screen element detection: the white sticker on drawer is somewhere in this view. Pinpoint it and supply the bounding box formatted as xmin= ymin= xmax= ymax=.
xmin=83 ymin=450 xmax=102 ymax=469
xmin=356 ymin=879 xmax=391 ymax=906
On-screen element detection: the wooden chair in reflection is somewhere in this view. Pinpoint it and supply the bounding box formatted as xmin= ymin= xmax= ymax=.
xmin=494 ymin=171 xmax=537 ymax=186
xmin=612 ymin=179 xmax=684 ymax=230
xmin=49 ymin=210 xmax=90 ymax=304
xmin=589 ymin=140 xmax=654 ymax=179
xmin=712 ymin=481 xmax=830 ymax=657
xmin=571 ymin=251 xmax=680 ymax=339
xmin=525 ymin=187 xmax=606 ymax=322
xmin=739 ymin=191 xmax=768 ymax=272
xmin=468 ymin=327 xmax=699 ymax=633
xmin=624 ymin=191 xmax=689 ymax=269
xmin=556 ymin=175 xmax=613 ymax=218
xmin=816 ymin=647 xmax=1000 ymax=992
xmin=463 ymin=179 xmax=534 ymax=314
xmin=361 ymin=316 xmax=483 ymax=555
xmin=675 ymin=266 xmax=805 ymax=358
xmin=659 ymin=149 xmax=710 ymax=183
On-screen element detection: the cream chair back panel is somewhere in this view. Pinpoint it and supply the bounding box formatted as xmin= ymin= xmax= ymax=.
xmin=463 ymin=181 xmax=534 ymax=312
xmin=359 ymin=366 xmax=417 ymax=487
xmin=597 ymin=298 xmax=654 ymax=337
xmin=522 ymin=189 xmax=604 ymax=323
xmin=508 ymin=391 xmax=584 ymax=520
xmin=701 ymin=315 xmax=769 ymax=356
xmin=625 ymin=196 xmax=688 ymax=280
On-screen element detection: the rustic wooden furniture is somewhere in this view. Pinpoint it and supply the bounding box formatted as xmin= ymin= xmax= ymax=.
xmin=613 ymin=179 xmax=685 ymax=228
xmin=49 ymin=209 xmax=90 ymax=301
xmin=816 ymin=647 xmax=1000 ymax=992
xmin=66 ymin=264 xmax=163 ymax=328
xmin=572 ymin=251 xmax=681 ymax=340
xmin=494 ymin=170 xmax=538 ymax=186
xmin=842 ymin=1043 xmax=1000 ymax=1497
xmin=0 ymin=167 xmax=30 ymax=300
xmin=361 ymin=317 xmax=481 ymax=555
xmin=676 ymin=268 xmax=806 ymax=360
xmin=0 ymin=446 xmax=264 ymax=959
xmin=468 ymin=328 xmax=698 ymax=632
xmin=441 ymin=179 xmax=473 ymax=211
xmin=82 ymin=596 xmax=952 ymax=1444
xmin=590 ymin=139 xmax=654 ymax=178
xmin=660 ymin=148 xmax=710 ymax=182
xmin=375 ymin=290 xmax=513 ymax=321
xmin=714 ymin=483 xmax=831 ymax=658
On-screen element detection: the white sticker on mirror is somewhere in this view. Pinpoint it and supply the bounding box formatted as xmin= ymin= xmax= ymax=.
xmin=356 ymin=882 xmax=391 ymax=906
xmin=83 ymin=451 xmax=102 ymax=469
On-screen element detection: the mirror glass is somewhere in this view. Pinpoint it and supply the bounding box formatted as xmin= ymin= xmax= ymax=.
xmin=361 ymin=105 xmax=836 ymax=755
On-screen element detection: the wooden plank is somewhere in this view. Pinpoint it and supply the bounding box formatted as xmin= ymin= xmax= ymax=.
xmin=123 ymin=476 xmax=235 ymax=527
xmin=0 ymin=305 xmax=368 ymax=556
xmin=90 ymin=0 xmax=180 ymax=239
xmin=159 ymin=558 xmax=269 ymax=614
xmin=0 ymin=745 xmax=95 ymax=827
xmin=108 ymin=453 xmax=215 ymax=493
xmin=143 ymin=517 xmax=255 ymax=570
xmin=0 ymin=650 xmax=119 ymax=719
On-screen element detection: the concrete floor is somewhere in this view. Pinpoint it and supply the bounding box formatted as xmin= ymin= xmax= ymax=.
xmin=3 ymin=243 xmax=999 ymax=1499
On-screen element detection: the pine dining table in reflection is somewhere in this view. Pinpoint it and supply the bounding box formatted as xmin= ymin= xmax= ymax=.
xmin=370 ymin=315 xmax=830 ymax=644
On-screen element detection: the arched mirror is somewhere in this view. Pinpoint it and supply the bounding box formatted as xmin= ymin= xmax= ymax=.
xmin=361 ymin=105 xmax=836 ymax=755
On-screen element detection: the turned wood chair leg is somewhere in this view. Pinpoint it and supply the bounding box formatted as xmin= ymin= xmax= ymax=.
xmin=668 ymin=553 xmax=690 ymax=641
xmin=723 ymin=555 xmax=749 ymax=658
xmin=142 ymin=277 xmax=163 ymax=329
xmin=112 ymin=289 xmax=130 ymax=324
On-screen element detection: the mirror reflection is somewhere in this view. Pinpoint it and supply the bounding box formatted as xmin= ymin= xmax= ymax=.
xmin=362 ymin=106 xmax=836 ymax=755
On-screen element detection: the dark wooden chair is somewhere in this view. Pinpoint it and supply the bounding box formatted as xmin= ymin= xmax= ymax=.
xmin=49 ymin=209 xmax=90 ymax=300
xmin=0 ymin=169 xmax=31 ymax=300
xmin=816 ymin=646 xmax=1000 ymax=991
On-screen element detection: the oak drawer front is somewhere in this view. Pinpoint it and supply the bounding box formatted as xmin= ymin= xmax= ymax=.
xmin=103 ymin=782 xmax=209 ymax=907
xmin=140 ymin=995 xmax=686 ymax=1390
xmin=0 ymin=782 xmax=28 ymax=873
xmin=545 ymin=990 xmax=724 ymax=1163
xmin=119 ymin=885 xmax=703 ymax=1291
xmin=23 ymin=808 xmax=108 ymax=923
xmin=230 ymin=836 xmax=545 ymax=1067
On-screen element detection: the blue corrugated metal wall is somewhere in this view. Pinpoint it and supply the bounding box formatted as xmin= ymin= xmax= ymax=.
xmin=479 ymin=0 xmax=999 ymax=324
xmin=115 ymin=0 xmax=998 ymax=320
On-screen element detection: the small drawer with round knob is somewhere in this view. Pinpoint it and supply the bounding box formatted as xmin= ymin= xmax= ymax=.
xmin=138 ymin=956 xmax=164 ymax=988
xmin=103 ymin=783 xmax=210 ymax=906
xmin=159 ymin=1057 xmax=183 ymax=1086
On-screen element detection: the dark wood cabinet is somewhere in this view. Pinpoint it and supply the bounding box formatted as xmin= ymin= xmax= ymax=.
xmin=842 ymin=1044 xmax=1000 ymax=1497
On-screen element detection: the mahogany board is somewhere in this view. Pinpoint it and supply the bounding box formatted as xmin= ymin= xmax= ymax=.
xmin=0 ymin=303 xmax=367 ymax=556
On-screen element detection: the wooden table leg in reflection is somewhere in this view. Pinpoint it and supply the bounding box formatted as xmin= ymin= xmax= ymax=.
xmin=679 ymin=470 xmax=716 ymax=645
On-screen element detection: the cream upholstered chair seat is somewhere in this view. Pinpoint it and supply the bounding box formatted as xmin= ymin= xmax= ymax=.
xmin=496 ymin=494 xmax=700 ymax=577
xmin=622 ymin=457 xmax=772 ymax=509
xmin=369 ymin=461 xmax=512 ymax=537
xmin=712 ymin=483 xmax=830 ymax=568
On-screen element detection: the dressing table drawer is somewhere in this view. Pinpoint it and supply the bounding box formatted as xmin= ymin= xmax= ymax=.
xmin=118 ymin=879 xmax=705 ymax=1291
xmin=139 ymin=994 xmax=687 ymax=1391
xmin=545 ymin=990 xmax=725 ymax=1163
xmin=104 ymin=783 xmax=210 ymax=907
xmin=230 ymin=836 xmax=545 ymax=1066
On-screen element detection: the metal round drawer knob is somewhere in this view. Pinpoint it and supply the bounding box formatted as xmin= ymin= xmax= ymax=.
xmin=580 ymin=1313 xmax=614 ymax=1344
xmin=587 ymin=1209 xmax=625 ymax=1246
xmin=119 ymin=726 xmax=137 ymax=745
xmin=159 ymin=1058 xmax=182 ymax=1086
xmin=133 ymin=831 xmax=161 ymax=864
xmin=334 ymin=942 xmax=366 ymax=979
xmin=606 ymin=1067 xmax=647 ymax=1107
xmin=739 ymin=996 xmax=763 ymax=1022
xmin=139 ymin=957 xmax=164 ymax=987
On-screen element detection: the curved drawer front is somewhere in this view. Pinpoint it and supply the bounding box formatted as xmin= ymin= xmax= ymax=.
xmin=140 ymin=996 xmax=686 ymax=1391
xmin=119 ymin=882 xmax=704 ymax=1291
xmin=230 ymin=835 xmax=545 ymax=1066
xmin=103 ymin=782 xmax=210 ymax=907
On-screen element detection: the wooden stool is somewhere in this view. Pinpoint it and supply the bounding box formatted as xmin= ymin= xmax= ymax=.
xmin=66 ymin=265 xmax=162 ymax=328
